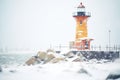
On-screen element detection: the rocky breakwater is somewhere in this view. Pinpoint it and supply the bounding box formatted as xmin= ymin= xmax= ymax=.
xmin=25 ymin=49 xmax=66 ymax=65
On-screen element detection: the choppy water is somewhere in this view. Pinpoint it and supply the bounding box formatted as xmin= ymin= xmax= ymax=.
xmin=0 ymin=53 xmax=35 ymax=66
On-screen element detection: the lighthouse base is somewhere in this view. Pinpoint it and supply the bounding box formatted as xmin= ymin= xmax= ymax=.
xmin=72 ymin=38 xmax=93 ymax=50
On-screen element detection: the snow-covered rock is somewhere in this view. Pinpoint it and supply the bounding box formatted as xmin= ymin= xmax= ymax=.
xmin=65 ymin=51 xmax=75 ymax=58
xmin=0 ymin=66 xmax=2 ymax=72
xmin=106 ymin=69 xmax=120 ymax=80
xmin=46 ymin=49 xmax=55 ymax=53
xmin=25 ymin=56 xmax=38 ymax=65
xmin=72 ymin=58 xmax=81 ymax=62
xmin=44 ymin=54 xmax=55 ymax=63
xmin=25 ymin=51 xmax=59 ymax=65
xmin=50 ymin=57 xmax=65 ymax=63
xmin=78 ymin=68 xmax=91 ymax=76
xmin=37 ymin=51 xmax=47 ymax=61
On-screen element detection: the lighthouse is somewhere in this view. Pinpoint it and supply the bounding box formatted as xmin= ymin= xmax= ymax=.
xmin=72 ymin=2 xmax=93 ymax=50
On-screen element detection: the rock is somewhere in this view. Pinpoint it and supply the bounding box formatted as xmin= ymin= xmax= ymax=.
xmin=78 ymin=68 xmax=88 ymax=74
xmin=47 ymin=49 xmax=55 ymax=53
xmin=78 ymin=68 xmax=91 ymax=76
xmin=0 ymin=66 xmax=2 ymax=72
xmin=37 ymin=51 xmax=47 ymax=61
xmin=106 ymin=74 xmax=120 ymax=80
xmin=51 ymin=58 xmax=65 ymax=63
xmin=72 ymin=58 xmax=81 ymax=62
xmin=25 ymin=56 xmax=38 ymax=65
xmin=44 ymin=54 xmax=55 ymax=63
xmin=9 ymin=70 xmax=17 ymax=73
xmin=25 ymin=51 xmax=57 ymax=65
xmin=106 ymin=70 xmax=120 ymax=80
xmin=65 ymin=52 xmax=75 ymax=58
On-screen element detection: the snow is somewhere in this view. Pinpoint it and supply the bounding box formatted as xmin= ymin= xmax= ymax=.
xmin=0 ymin=59 xmax=120 ymax=80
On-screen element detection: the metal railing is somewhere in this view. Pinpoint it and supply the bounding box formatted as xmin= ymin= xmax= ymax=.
xmin=73 ymin=12 xmax=91 ymax=17
xmin=52 ymin=44 xmax=120 ymax=51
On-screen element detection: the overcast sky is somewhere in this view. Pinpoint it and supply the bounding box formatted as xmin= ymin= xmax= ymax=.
xmin=0 ymin=0 xmax=120 ymax=50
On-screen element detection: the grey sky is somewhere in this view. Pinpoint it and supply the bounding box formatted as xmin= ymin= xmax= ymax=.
xmin=0 ymin=0 xmax=120 ymax=50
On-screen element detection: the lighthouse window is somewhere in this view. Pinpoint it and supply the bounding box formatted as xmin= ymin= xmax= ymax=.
xmin=80 ymin=21 xmax=82 ymax=24
xmin=77 ymin=8 xmax=85 ymax=12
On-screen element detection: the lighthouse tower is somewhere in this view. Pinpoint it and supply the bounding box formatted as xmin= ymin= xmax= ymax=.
xmin=72 ymin=2 xmax=93 ymax=50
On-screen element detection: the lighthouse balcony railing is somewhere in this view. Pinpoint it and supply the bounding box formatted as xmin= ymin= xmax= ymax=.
xmin=73 ymin=12 xmax=91 ymax=17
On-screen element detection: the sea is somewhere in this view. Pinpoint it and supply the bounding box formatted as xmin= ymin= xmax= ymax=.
xmin=0 ymin=52 xmax=35 ymax=66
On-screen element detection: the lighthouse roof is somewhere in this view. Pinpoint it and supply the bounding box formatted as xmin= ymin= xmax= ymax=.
xmin=77 ymin=2 xmax=85 ymax=8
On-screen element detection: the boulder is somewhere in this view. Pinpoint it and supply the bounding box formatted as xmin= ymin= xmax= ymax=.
xmin=106 ymin=70 xmax=120 ymax=80
xmin=9 ymin=70 xmax=17 ymax=73
xmin=106 ymin=74 xmax=120 ymax=80
xmin=47 ymin=49 xmax=55 ymax=53
xmin=78 ymin=68 xmax=88 ymax=74
xmin=72 ymin=58 xmax=81 ymax=62
xmin=44 ymin=54 xmax=55 ymax=63
xmin=51 ymin=58 xmax=65 ymax=63
xmin=25 ymin=57 xmax=38 ymax=65
xmin=37 ymin=51 xmax=47 ymax=61
xmin=0 ymin=66 xmax=2 ymax=72
xmin=26 ymin=51 xmax=56 ymax=65
xmin=78 ymin=68 xmax=91 ymax=76
xmin=65 ymin=52 xmax=75 ymax=58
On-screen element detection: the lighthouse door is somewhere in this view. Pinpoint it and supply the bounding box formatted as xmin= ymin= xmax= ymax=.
xmin=85 ymin=40 xmax=89 ymax=49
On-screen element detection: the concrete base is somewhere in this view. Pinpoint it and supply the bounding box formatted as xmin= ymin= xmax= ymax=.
xmin=70 ymin=51 xmax=120 ymax=61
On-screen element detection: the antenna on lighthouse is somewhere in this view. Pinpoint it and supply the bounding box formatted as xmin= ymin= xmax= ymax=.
xmin=77 ymin=2 xmax=85 ymax=8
